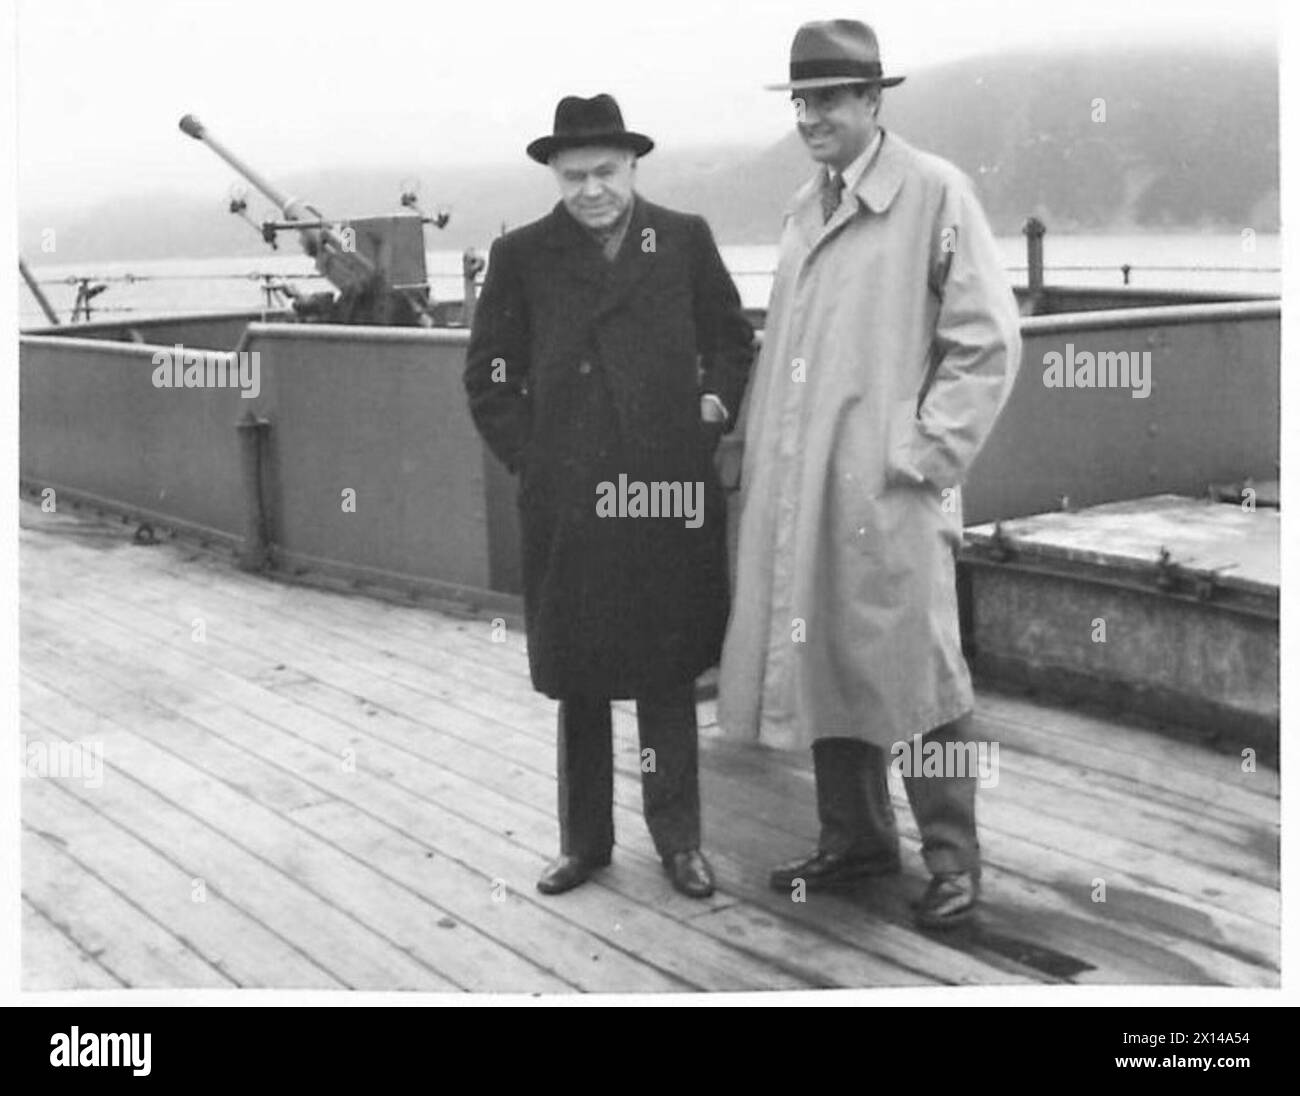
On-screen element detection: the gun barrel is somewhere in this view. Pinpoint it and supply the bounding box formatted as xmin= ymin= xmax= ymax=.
xmin=179 ymin=113 xmax=375 ymax=290
xmin=179 ymin=114 xmax=298 ymax=216
xmin=179 ymin=114 xmax=435 ymax=324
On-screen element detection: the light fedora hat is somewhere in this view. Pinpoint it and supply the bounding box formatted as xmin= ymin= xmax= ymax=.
xmin=766 ymin=19 xmax=905 ymax=91
xmin=526 ymin=93 xmax=655 ymax=164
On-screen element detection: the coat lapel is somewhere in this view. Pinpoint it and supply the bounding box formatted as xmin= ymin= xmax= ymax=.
xmin=536 ymin=202 xmax=609 ymax=341
xmin=798 ymin=130 xmax=910 ymax=265
xmin=853 ymin=130 xmax=908 ymax=215
xmin=540 ymin=202 xmax=605 ymax=287
xmin=537 ymin=198 xmax=659 ymax=323
xmin=595 ymin=195 xmax=657 ymax=320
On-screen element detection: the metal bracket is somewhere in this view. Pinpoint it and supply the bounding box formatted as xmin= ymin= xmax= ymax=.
xmin=1154 ymin=546 xmax=1179 ymax=591
xmin=1154 ymin=547 xmax=1224 ymax=602
xmin=987 ymin=521 xmax=1015 ymax=563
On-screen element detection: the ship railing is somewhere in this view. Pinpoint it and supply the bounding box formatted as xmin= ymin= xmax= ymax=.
xmin=22 ymin=261 xmax=1282 ymax=326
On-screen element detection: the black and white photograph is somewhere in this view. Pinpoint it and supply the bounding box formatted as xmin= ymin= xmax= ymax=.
xmin=3 ymin=0 xmax=1295 ymax=1020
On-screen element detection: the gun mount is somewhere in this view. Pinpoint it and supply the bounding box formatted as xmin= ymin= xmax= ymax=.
xmin=179 ymin=114 xmax=450 ymax=325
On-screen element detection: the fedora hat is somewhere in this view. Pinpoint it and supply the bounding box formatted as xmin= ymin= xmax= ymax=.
xmin=526 ymin=93 xmax=655 ymax=164
xmin=766 ymin=19 xmax=905 ymax=91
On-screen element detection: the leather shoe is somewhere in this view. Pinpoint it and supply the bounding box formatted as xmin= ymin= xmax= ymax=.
xmin=769 ymin=848 xmax=901 ymax=891
xmin=536 ymin=852 xmax=609 ymax=895
xmin=665 ymin=849 xmax=715 ymax=898
xmin=915 ymin=871 xmax=979 ymax=929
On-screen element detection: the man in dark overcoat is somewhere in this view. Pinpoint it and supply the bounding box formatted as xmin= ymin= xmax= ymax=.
xmin=464 ymin=94 xmax=754 ymax=897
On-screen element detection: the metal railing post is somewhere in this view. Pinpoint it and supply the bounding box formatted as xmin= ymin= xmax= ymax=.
xmin=1023 ymin=217 xmax=1046 ymax=295
xmin=236 ymin=409 xmax=272 ymax=571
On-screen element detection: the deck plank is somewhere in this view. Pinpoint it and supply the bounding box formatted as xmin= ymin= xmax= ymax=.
xmin=22 ymin=620 xmax=853 ymax=992
xmin=26 ymin=576 xmax=1270 ymax=986
xmin=22 ymin=678 xmax=474 ymax=993
xmin=25 ymin=548 xmax=1274 ymax=988
xmin=18 ymin=503 xmax=1281 ymax=990
xmin=83 ymin=559 xmax=1276 ymax=935
xmin=21 ymin=636 xmax=686 ymax=994
xmin=137 ymin=546 xmax=1279 ymax=835
xmin=24 ymin=572 xmax=1039 ymax=986
xmin=22 ymin=898 xmax=126 ymax=991
xmin=22 ymin=582 xmax=1279 ymax=988
xmin=23 ymin=783 xmax=307 ymax=988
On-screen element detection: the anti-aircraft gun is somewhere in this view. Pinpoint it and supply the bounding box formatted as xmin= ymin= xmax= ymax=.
xmin=179 ymin=114 xmax=450 ymax=326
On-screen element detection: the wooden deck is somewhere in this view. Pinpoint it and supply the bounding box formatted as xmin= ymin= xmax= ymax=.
xmin=19 ymin=500 xmax=1280 ymax=992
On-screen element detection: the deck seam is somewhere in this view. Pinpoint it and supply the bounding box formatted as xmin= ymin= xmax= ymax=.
xmin=21 ymin=894 xmax=132 ymax=990
xmin=22 ymin=702 xmax=483 ymax=993
xmin=22 ymin=816 xmax=246 ymax=989
xmin=22 ymin=638 xmax=716 ymax=993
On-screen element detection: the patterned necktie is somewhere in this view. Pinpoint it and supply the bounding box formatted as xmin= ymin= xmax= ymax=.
xmin=821 ymin=170 xmax=845 ymax=223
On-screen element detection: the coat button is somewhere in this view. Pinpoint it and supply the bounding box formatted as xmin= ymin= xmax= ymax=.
xmin=578 ymin=360 xmax=592 ymax=375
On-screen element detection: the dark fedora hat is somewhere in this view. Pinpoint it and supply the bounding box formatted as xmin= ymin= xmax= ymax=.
xmin=526 ymin=93 xmax=655 ymax=164
xmin=766 ymin=19 xmax=905 ymax=91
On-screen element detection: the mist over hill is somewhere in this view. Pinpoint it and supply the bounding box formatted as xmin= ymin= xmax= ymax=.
xmin=19 ymin=45 xmax=1278 ymax=263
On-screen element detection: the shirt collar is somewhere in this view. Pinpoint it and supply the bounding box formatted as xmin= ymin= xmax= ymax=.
xmin=582 ymin=199 xmax=635 ymax=261
xmin=828 ymin=128 xmax=883 ymax=195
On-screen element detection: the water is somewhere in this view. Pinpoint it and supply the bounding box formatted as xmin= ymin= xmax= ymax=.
xmin=723 ymin=234 xmax=1281 ymax=309
xmin=19 ymin=234 xmax=1281 ymax=327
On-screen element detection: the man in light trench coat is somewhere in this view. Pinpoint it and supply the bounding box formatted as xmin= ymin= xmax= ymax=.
xmin=718 ymin=19 xmax=1022 ymax=928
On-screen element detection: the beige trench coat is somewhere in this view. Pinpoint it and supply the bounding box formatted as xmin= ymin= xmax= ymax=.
xmin=717 ymin=131 xmax=1022 ymax=751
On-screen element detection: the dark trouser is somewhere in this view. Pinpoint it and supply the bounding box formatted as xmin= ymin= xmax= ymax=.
xmin=556 ymin=683 xmax=701 ymax=862
xmin=813 ymin=715 xmax=981 ymax=878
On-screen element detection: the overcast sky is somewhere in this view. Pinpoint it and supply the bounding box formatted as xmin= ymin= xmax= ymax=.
xmin=14 ymin=0 xmax=1281 ymax=211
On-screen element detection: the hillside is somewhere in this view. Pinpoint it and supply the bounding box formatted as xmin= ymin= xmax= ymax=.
xmin=18 ymin=44 xmax=1278 ymax=261
xmin=647 ymin=45 xmax=1279 ymax=240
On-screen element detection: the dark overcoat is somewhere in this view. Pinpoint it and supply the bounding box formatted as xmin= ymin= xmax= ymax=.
xmin=464 ymin=196 xmax=754 ymax=699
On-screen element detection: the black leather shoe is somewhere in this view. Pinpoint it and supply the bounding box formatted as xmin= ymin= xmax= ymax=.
xmin=915 ymin=871 xmax=979 ymax=930
xmin=536 ymin=852 xmax=609 ymax=895
xmin=768 ymin=848 xmax=901 ymax=891
xmin=665 ymin=849 xmax=715 ymax=898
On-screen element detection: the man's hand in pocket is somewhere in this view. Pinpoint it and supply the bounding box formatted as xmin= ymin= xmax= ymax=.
xmin=700 ymin=393 xmax=727 ymax=451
